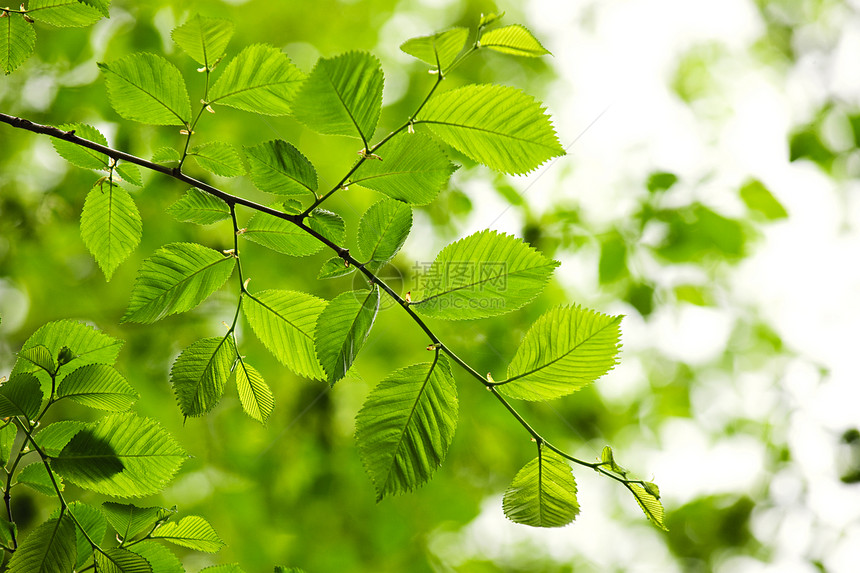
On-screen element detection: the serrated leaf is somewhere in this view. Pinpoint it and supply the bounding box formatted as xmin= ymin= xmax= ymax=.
xmin=127 ymin=541 xmax=183 ymax=573
xmin=315 ymin=288 xmax=380 ymax=385
xmin=115 ymin=163 xmax=143 ymax=186
xmin=12 ymin=320 xmax=122 ymax=381
xmin=17 ymin=462 xmax=63 ymax=496
xmin=99 ymin=53 xmax=191 ymax=125
xmin=6 ymin=516 xmax=76 ymax=573
xmin=356 ymin=199 xmax=412 ymax=265
xmin=167 ymin=189 xmax=230 ymax=225
xmin=416 ymin=84 xmax=564 ymax=175
xmin=152 ymin=147 xmax=182 ymax=163
xmin=81 ymin=181 xmax=143 ymax=281
xmin=151 ymin=515 xmax=224 ymax=553
xmin=35 ymin=421 xmax=86 ymax=457
xmin=50 ymin=501 xmax=108 ymax=570
xmin=307 ymin=208 xmax=345 ymax=244
xmin=27 ymin=0 xmax=102 ymax=27
xmin=292 ymin=51 xmax=384 ymax=144
xmin=0 ymin=373 xmax=43 ymax=419
xmin=411 ymin=230 xmax=558 ymax=320
xmin=0 ymin=423 xmax=17 ymax=465
xmin=479 ymin=12 xmax=504 ymax=28
xmin=17 ymin=344 xmax=56 ymax=375
xmin=502 ymin=447 xmax=579 ymax=527
xmin=0 ymin=518 xmax=16 ymax=551
xmin=243 ymin=210 xmax=321 ymax=256
xmin=209 ymin=44 xmax=304 ymax=116
xmin=497 ymin=305 xmax=621 ymax=401
xmin=235 ymin=360 xmax=274 ymax=424
xmin=627 ymin=482 xmax=668 ymax=530
xmin=95 ymin=547 xmax=154 ymax=573
xmin=480 ymin=24 xmax=550 ymax=57
xmin=400 ymin=27 xmax=468 ymax=72
xmin=350 ymin=132 xmax=456 ymax=205
xmin=172 ymin=14 xmax=233 ymax=68
xmin=317 ymin=256 xmax=355 ymax=279
xmin=600 ymin=445 xmax=626 ymax=476
xmin=122 ymin=243 xmax=235 ymax=323
xmin=170 ymin=336 xmax=235 ymax=418
xmin=101 ymin=503 xmax=174 ymax=541
xmin=56 ymin=364 xmax=138 ymax=411
xmin=355 ymin=355 xmax=457 ymax=499
xmin=1 ymin=13 xmax=35 ymax=75
xmin=244 ymin=139 xmax=317 ymax=196
xmin=78 ymin=0 xmax=109 ymax=17
xmin=52 ymin=413 xmax=186 ymax=497
xmin=52 ymin=123 xmax=109 ymax=170
xmin=190 ymin=142 xmax=245 ymax=177
xmin=200 ymin=566 xmax=244 ymax=573
xmin=243 ymin=290 xmax=326 ymax=379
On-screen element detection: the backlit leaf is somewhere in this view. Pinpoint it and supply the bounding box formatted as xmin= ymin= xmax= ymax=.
xmin=17 ymin=462 xmax=63 ymax=496
xmin=170 ymin=336 xmax=236 ymax=418
xmin=17 ymin=344 xmax=56 ymax=375
xmin=101 ymin=503 xmax=174 ymax=541
xmin=99 ymin=53 xmax=191 ymax=125
xmin=151 ymin=515 xmax=224 ymax=553
xmin=81 ymin=181 xmax=142 ymax=281
xmin=1 ymin=13 xmax=35 ymax=75
xmin=314 ymin=288 xmax=380 ymax=385
xmin=317 ymin=256 xmax=355 ymax=280
xmin=400 ymin=27 xmax=469 ymax=72
xmin=49 ymin=501 xmax=107 ymax=570
xmin=627 ymin=482 xmax=668 ymax=530
xmin=245 ymin=139 xmax=317 ymax=196
xmin=235 ymin=360 xmax=274 ymax=424
xmin=95 ymin=547 xmax=153 ymax=573
xmin=35 ymin=421 xmax=86 ymax=457
xmin=307 ymin=208 xmax=345 ymax=244
xmin=167 ymin=189 xmax=231 ymax=225
xmin=57 ymin=364 xmax=138 ymax=411
xmin=115 ymin=163 xmax=142 ymax=186
xmin=0 ymin=373 xmax=43 ymax=419
xmin=27 ymin=0 xmax=102 ymax=27
xmin=78 ymin=0 xmax=109 ymax=17
xmin=152 ymin=147 xmax=182 ymax=163
xmin=480 ymin=24 xmax=550 ymax=57
xmin=12 ymin=320 xmax=122 ymax=381
xmin=190 ymin=142 xmax=245 ymax=177
xmin=172 ymin=14 xmax=233 ymax=68
xmin=356 ymin=199 xmax=411 ymax=266
xmin=6 ymin=516 xmax=76 ymax=573
xmin=127 ymin=542 xmax=183 ymax=573
xmin=52 ymin=123 xmax=109 ymax=170
xmin=502 ymin=447 xmax=579 ymax=527
xmin=243 ymin=210 xmax=321 ymax=256
xmin=739 ymin=179 xmax=788 ymax=220
xmin=0 ymin=424 xmax=17 ymax=465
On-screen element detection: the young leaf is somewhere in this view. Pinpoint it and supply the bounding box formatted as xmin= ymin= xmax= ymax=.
xmin=35 ymin=421 xmax=86 ymax=457
xmin=356 ymin=198 xmax=412 ymax=265
xmin=479 ymin=12 xmax=504 ymax=28
xmin=17 ymin=344 xmax=57 ymax=375
xmin=497 ymin=305 xmax=621 ymax=401
xmin=150 ymin=515 xmax=225 ymax=553
xmin=355 ymin=354 xmax=457 ymax=500
xmin=152 ymin=146 xmax=182 ymax=163
xmin=244 ymin=139 xmax=317 ymax=196
xmin=1 ymin=13 xmax=35 ymax=75
xmin=50 ymin=501 xmax=108 ymax=570
xmin=0 ymin=373 xmax=43 ymax=419
xmin=0 ymin=423 xmax=17 ymax=465
xmin=627 ymin=482 xmax=668 ymax=530
xmin=416 ymin=84 xmax=564 ymax=175
xmin=115 ymin=163 xmax=143 ymax=186
xmin=171 ymin=14 xmax=234 ymax=68
xmin=314 ymin=288 xmax=380 ymax=385
xmin=170 ymin=336 xmax=236 ymax=418
xmin=78 ymin=0 xmax=110 ymax=17
xmin=411 ymin=230 xmax=558 ymax=320
xmin=127 ymin=541 xmax=183 ymax=573
xmin=209 ymin=44 xmax=304 ymax=116
xmin=190 ymin=142 xmax=245 ymax=177
xmin=400 ymin=27 xmax=469 ymax=73
xmin=52 ymin=123 xmax=109 ymax=170
xmin=235 ymin=360 xmax=274 ymax=424
xmin=480 ymin=24 xmax=550 ymax=57
xmin=243 ymin=210 xmax=322 ymax=257
xmin=17 ymin=462 xmax=64 ymax=496
xmin=167 ymin=188 xmax=231 ymax=225
xmin=307 ymin=208 xmax=345 ymax=244
xmin=122 ymin=242 xmax=235 ymax=324
xmin=56 ymin=364 xmax=138 ymax=411
xmin=27 ymin=0 xmax=102 ymax=28
xmin=243 ymin=290 xmax=326 ymax=380
xmin=52 ymin=413 xmax=186 ymax=497
xmin=99 ymin=53 xmax=192 ymax=125
xmin=101 ymin=502 xmax=174 ymax=541
xmin=6 ymin=516 xmax=76 ymax=573
xmin=502 ymin=447 xmax=579 ymax=527
xmin=317 ymin=256 xmax=355 ymax=280
xmin=349 ymin=132 xmax=457 ymax=205
xmin=81 ymin=181 xmax=143 ymax=281
xmin=291 ymin=51 xmax=384 ymax=145
xmin=95 ymin=547 xmax=154 ymax=573
xmin=11 ymin=320 xmax=122 ymax=380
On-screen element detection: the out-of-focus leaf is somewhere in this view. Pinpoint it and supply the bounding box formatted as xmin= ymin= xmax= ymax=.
xmin=739 ymin=179 xmax=788 ymax=220
xmin=646 ymin=171 xmax=678 ymax=193
xmin=598 ymin=232 xmax=627 ymax=284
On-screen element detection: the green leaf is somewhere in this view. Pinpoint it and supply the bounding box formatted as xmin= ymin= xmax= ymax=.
xmin=243 ymin=290 xmax=326 ymax=379
xmin=1 ymin=13 xmax=35 ymax=75
xmin=122 ymin=242 xmax=235 ymax=324
xmin=400 ymin=27 xmax=468 ymax=72
xmin=307 ymin=208 xmax=345 ymax=244
xmin=292 ymin=51 xmax=384 ymax=144
xmin=12 ymin=320 xmax=122 ymax=380
xmin=170 ymin=336 xmax=236 ymax=418
xmin=350 ymin=133 xmax=456 ymax=205
xmin=115 ymin=163 xmax=143 ymax=186
xmin=95 ymin=547 xmax=154 ymax=573
xmin=244 ymin=139 xmax=317 ymax=196
xmin=627 ymin=482 xmax=668 ymax=530
xmin=35 ymin=421 xmax=86 ymax=457
xmin=600 ymin=445 xmax=626 ymax=476
xmin=127 ymin=541 xmax=183 ymax=573
xmin=411 ymin=230 xmax=558 ymax=320
xmin=78 ymin=0 xmax=109 ymax=17
xmin=356 ymin=199 xmax=412 ymax=266
xmin=416 ymin=84 xmax=564 ymax=175
xmin=101 ymin=503 xmax=174 ymax=541
xmin=152 ymin=146 xmax=182 ymax=163
xmin=0 ymin=518 xmax=16 ymax=551
xmin=52 ymin=123 xmax=109 ymax=170
xmin=480 ymin=24 xmax=550 ymax=57
xmin=502 ymin=447 xmax=579 ymax=527
xmin=56 ymin=364 xmax=138 ymax=411
xmin=52 ymin=413 xmax=186 ymax=497
xmin=6 ymin=516 xmax=76 ymax=573
xmin=172 ymin=14 xmax=233 ymax=68
xmin=0 ymin=373 xmax=43 ymax=419
xmin=317 ymin=256 xmax=355 ymax=280
xmin=59 ymin=501 xmax=108 ymax=569
xmin=243 ymin=210 xmax=321 ymax=256
xmin=17 ymin=344 xmax=56 ymax=375
xmin=27 ymin=0 xmax=102 ymax=27
xmin=355 ymin=354 xmax=457 ymax=500
xmin=201 ymin=566 xmax=245 ymax=573
xmin=598 ymin=231 xmax=628 ymax=284
xmin=17 ymin=462 xmax=63 ymax=496
xmin=209 ymin=44 xmax=304 ymax=116
xmin=315 ymin=288 xmax=380 ymax=385
xmin=497 ymin=305 xmax=621 ymax=401
xmin=479 ymin=12 xmax=504 ymax=28
xmin=190 ymin=142 xmax=245 ymax=177
xmin=646 ymin=171 xmax=678 ymax=193
xmin=99 ymin=53 xmax=192 ymax=125
xmin=167 ymin=189 xmax=230 ymax=225
xmin=151 ymin=515 xmax=224 ymax=553
xmin=81 ymin=181 xmax=143 ymax=281
xmin=235 ymin=360 xmax=274 ymax=424
xmin=740 ymin=179 xmax=788 ymax=220
xmin=0 ymin=423 xmax=17 ymax=465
